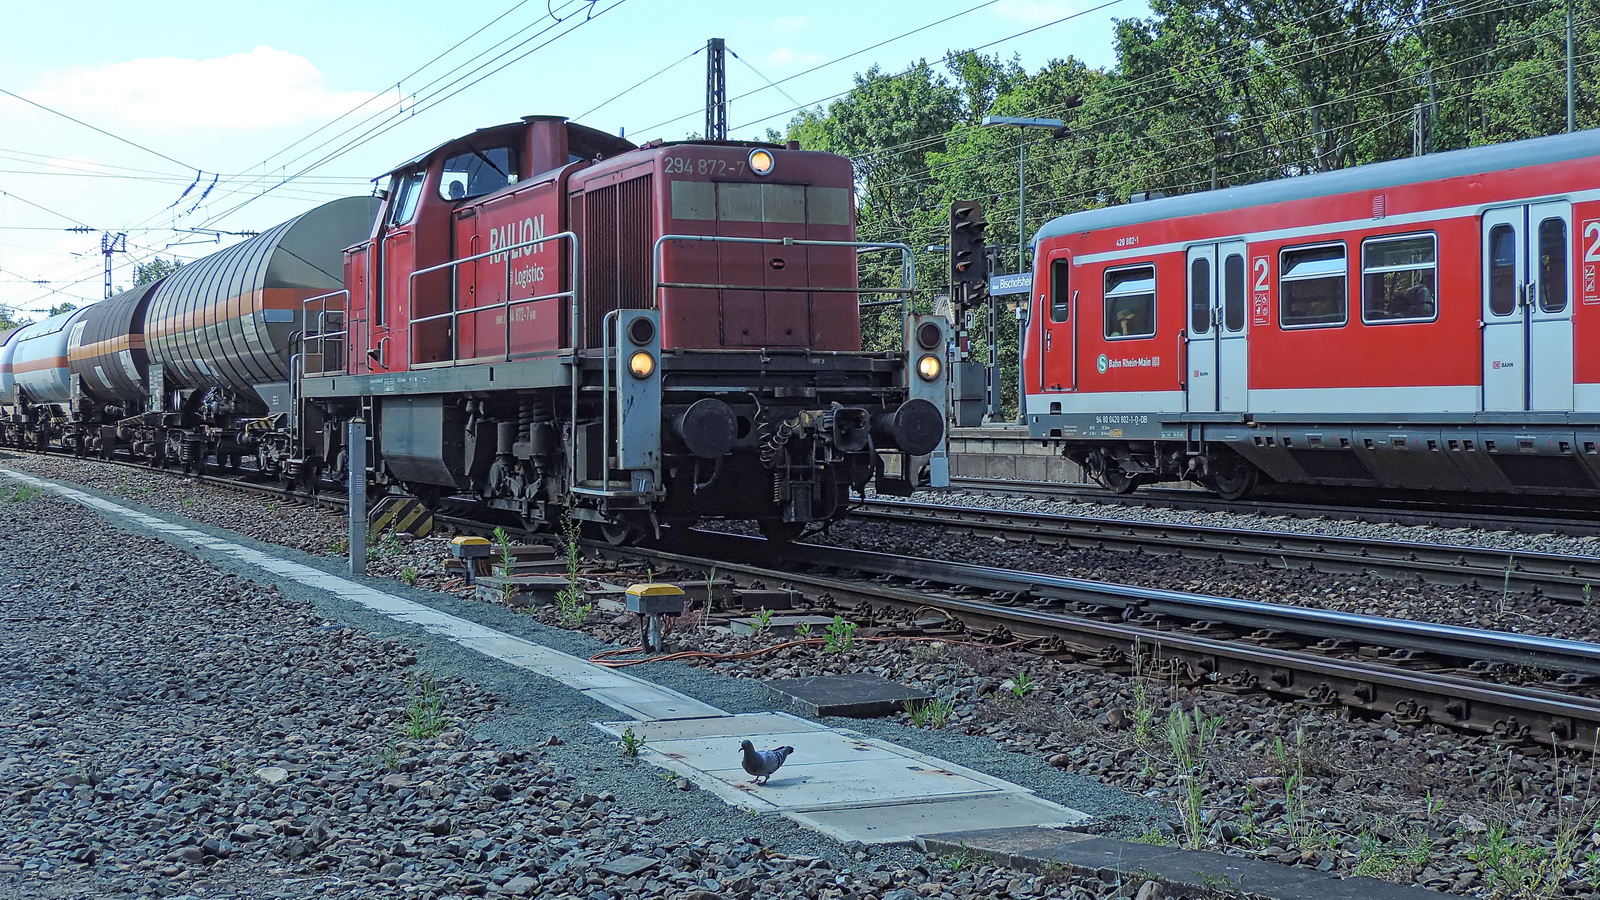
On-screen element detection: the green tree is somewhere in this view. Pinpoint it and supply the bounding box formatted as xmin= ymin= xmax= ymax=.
xmin=48 ymin=302 xmax=77 ymax=316
xmin=134 ymin=257 xmax=183 ymax=286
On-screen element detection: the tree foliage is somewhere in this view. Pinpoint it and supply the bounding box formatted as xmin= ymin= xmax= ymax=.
xmin=785 ymin=0 xmax=1599 ymax=414
xmin=134 ymin=257 xmax=184 ymax=286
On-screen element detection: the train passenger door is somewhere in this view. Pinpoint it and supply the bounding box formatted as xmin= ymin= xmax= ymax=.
xmin=1482 ymin=202 xmax=1574 ymax=411
xmin=1037 ymin=251 xmax=1075 ymax=393
xmin=1185 ymin=241 xmax=1248 ymax=413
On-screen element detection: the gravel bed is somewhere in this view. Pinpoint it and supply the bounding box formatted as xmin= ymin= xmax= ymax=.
xmin=903 ymin=487 xmax=1600 ymax=560
xmin=0 ymin=468 xmax=1202 ymax=900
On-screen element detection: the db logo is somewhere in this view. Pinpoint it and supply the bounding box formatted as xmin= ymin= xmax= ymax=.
xmin=1096 ymin=354 xmax=1109 ymax=374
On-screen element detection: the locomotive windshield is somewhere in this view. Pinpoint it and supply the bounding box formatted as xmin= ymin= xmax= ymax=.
xmin=439 ymin=146 xmax=519 ymax=202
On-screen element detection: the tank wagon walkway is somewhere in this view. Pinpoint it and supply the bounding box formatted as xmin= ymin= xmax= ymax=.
xmin=0 ymin=467 xmax=1439 ymax=900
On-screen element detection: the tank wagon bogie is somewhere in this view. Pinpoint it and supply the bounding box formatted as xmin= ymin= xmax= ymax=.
xmin=1026 ymin=129 xmax=1600 ymax=500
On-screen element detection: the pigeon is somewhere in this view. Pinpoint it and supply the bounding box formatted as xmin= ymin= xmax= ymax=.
xmin=740 ymin=740 xmax=794 ymax=785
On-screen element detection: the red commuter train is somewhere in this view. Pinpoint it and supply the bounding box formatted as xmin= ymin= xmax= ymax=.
xmin=1023 ymin=129 xmax=1600 ymax=500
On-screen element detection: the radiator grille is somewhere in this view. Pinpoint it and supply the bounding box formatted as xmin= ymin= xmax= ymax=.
xmin=583 ymin=174 xmax=653 ymax=348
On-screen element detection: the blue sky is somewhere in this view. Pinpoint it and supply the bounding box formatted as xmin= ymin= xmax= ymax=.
xmin=0 ymin=0 xmax=1147 ymax=316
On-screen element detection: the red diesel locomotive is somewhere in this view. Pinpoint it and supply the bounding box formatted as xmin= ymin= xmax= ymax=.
xmin=1024 ymin=128 xmax=1600 ymax=500
xmin=293 ymin=116 xmax=949 ymax=540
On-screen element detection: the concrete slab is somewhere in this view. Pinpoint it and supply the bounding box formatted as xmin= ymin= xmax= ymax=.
xmin=729 ymin=614 xmax=836 ymax=637
xmin=764 ymin=673 xmax=932 ymax=718
xmin=604 ymin=712 xmax=827 ymax=743
xmin=790 ymin=794 xmax=1090 ymax=846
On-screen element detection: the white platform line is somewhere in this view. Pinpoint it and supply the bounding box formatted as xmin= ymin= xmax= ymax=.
xmin=0 ymin=469 xmax=723 ymax=722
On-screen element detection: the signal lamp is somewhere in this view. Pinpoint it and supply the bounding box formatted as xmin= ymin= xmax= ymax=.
xmin=628 ymin=351 xmax=657 ymax=379
xmin=916 ymin=354 xmax=943 ymax=382
xmin=627 ymin=316 xmax=656 ymax=346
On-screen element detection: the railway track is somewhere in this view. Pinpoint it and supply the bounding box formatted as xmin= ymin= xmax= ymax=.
xmin=949 ymin=475 xmax=1600 ymax=537
xmin=614 ymin=531 xmax=1600 ymax=752
xmin=856 ymin=498 xmax=1600 ymax=604
xmin=11 ymin=449 xmax=1600 ymax=751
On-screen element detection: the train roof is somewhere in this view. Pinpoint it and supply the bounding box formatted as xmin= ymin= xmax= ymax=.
xmin=1035 ymin=128 xmax=1600 ymax=242
xmin=382 ymin=116 xmax=636 ymax=177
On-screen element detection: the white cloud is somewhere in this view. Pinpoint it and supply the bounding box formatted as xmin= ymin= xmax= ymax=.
xmin=762 ymin=47 xmax=826 ymax=68
xmin=775 ymin=15 xmax=808 ymax=31
xmin=26 ymin=46 xmax=388 ymax=131
xmin=995 ymin=0 xmax=1082 ymax=24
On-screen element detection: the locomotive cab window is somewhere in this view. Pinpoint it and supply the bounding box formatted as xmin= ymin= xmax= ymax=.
xmin=439 ymin=146 xmax=519 ymax=202
xmin=386 ymin=170 xmax=425 ymax=226
xmin=1361 ymin=234 xmax=1436 ymax=324
xmin=1104 ymin=265 xmax=1155 ymax=339
xmin=1279 ymin=243 xmax=1347 ymax=328
xmin=1050 ymin=258 xmax=1071 ymax=323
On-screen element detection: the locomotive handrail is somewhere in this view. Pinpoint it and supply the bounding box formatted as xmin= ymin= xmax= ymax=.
xmin=406 ymin=231 xmax=580 ymax=371
xmin=651 ymin=235 xmax=917 ymax=346
xmin=294 ymin=289 xmax=351 ymax=429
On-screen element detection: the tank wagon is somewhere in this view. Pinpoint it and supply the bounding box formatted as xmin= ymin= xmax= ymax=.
xmin=3 ymin=115 xmax=949 ymax=541
xmin=1024 ymin=128 xmax=1600 ymax=500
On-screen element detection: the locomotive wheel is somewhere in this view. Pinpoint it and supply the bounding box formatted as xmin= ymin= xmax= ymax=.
xmin=1099 ymin=468 xmax=1139 ymax=495
xmin=757 ymin=519 xmax=805 ymax=544
xmin=600 ymin=521 xmax=643 ymax=546
xmin=1203 ymin=459 xmax=1259 ymax=501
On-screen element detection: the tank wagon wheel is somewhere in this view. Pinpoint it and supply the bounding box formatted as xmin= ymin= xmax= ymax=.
xmin=599 ymin=514 xmax=650 ymax=547
xmin=1202 ymin=457 xmax=1259 ymax=501
xmin=1098 ymin=468 xmax=1140 ymax=495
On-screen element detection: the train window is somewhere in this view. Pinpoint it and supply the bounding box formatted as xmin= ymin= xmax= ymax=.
xmin=386 ymin=170 xmax=425 ymax=226
xmin=1538 ymin=218 xmax=1568 ymax=312
xmin=1223 ymin=253 xmax=1245 ymax=332
xmin=1361 ymin=234 xmax=1437 ymax=324
xmin=1189 ymin=257 xmax=1211 ymax=334
xmin=1103 ymin=265 xmax=1155 ymax=339
xmin=1488 ymin=224 xmax=1517 ymax=316
xmin=1278 ymin=243 xmax=1346 ymax=328
xmin=1050 ymin=258 xmax=1070 ymax=323
xmin=438 ymin=146 xmax=519 ymax=202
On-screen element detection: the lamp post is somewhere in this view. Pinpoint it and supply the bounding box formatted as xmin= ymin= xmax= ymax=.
xmin=980 ymin=116 xmax=1063 ymax=424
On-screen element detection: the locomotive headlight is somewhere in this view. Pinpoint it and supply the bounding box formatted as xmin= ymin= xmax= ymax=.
xmin=628 ymin=350 xmax=657 ymax=379
xmin=748 ymin=148 xmax=776 ymax=176
xmin=916 ymin=354 xmax=942 ymax=382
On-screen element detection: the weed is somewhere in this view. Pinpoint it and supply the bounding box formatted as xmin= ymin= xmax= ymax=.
xmin=617 ymin=726 xmax=645 ymax=758
xmin=266 ymin=499 xmax=281 ymax=511
xmin=399 ymin=566 xmax=420 ymax=586
xmin=180 ymin=495 xmax=201 ymax=509
xmin=554 ymin=513 xmax=591 ymax=627
xmin=1006 ymin=672 xmax=1037 ymax=699
xmin=365 ymin=546 xmax=380 ymax=564
xmin=1130 ymin=680 xmax=1157 ymax=745
xmin=382 ymin=529 xmax=404 ymax=557
xmin=1167 ymin=707 xmax=1221 ymax=850
xmin=402 ymin=672 xmax=446 ymax=740
xmin=329 ymin=535 xmax=349 ymax=555
xmin=907 ymin=694 xmax=956 ymax=729
xmin=1500 ymin=554 xmax=1515 ymax=614
xmin=492 ymin=526 xmax=514 ymax=577
xmin=1274 ymin=728 xmax=1308 ymax=845
xmin=749 ymin=607 xmax=774 ymax=640
xmin=824 ymin=615 xmax=856 ymax=652
xmin=941 ymin=843 xmax=978 ymax=872
xmin=1586 ymin=583 xmax=1594 ymax=607
xmin=4 ymin=484 xmax=41 ymax=503
xmin=794 ymin=622 xmax=813 ymax=640
xmin=372 ymin=742 xmax=400 ymax=772
xmin=1352 ymin=830 xmax=1398 ymax=878
xmin=1132 ymin=827 xmax=1173 ymax=845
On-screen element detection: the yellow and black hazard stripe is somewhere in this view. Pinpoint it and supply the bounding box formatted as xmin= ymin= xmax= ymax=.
xmin=367 ymin=494 xmax=434 ymax=538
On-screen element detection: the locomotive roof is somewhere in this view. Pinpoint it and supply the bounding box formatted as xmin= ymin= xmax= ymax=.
xmin=382 ymin=116 xmax=636 ymax=176
xmin=1035 ymin=128 xmax=1600 ymax=242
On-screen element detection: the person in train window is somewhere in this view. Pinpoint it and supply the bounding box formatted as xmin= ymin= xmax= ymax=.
xmin=1111 ymin=307 xmax=1139 ymax=336
xmin=1390 ymin=282 xmax=1434 ymax=318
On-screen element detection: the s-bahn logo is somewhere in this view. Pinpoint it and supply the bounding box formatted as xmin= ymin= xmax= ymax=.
xmin=1096 ymin=354 xmax=1108 ymax=374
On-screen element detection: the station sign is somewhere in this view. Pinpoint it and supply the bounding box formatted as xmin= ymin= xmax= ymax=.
xmin=989 ymin=272 xmax=1031 ymax=297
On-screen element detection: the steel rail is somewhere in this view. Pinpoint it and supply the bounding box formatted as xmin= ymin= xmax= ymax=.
xmin=605 ymin=534 xmax=1600 ymax=751
xmin=947 ymin=475 xmax=1600 ymax=537
xmin=856 ymin=498 xmax=1600 ymax=603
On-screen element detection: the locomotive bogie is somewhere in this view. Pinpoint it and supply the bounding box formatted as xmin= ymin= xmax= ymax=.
xmin=1027 ymin=128 xmax=1600 ymax=499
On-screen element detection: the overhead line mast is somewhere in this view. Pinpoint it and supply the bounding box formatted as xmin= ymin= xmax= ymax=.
xmin=706 ymin=38 xmax=728 ymax=141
